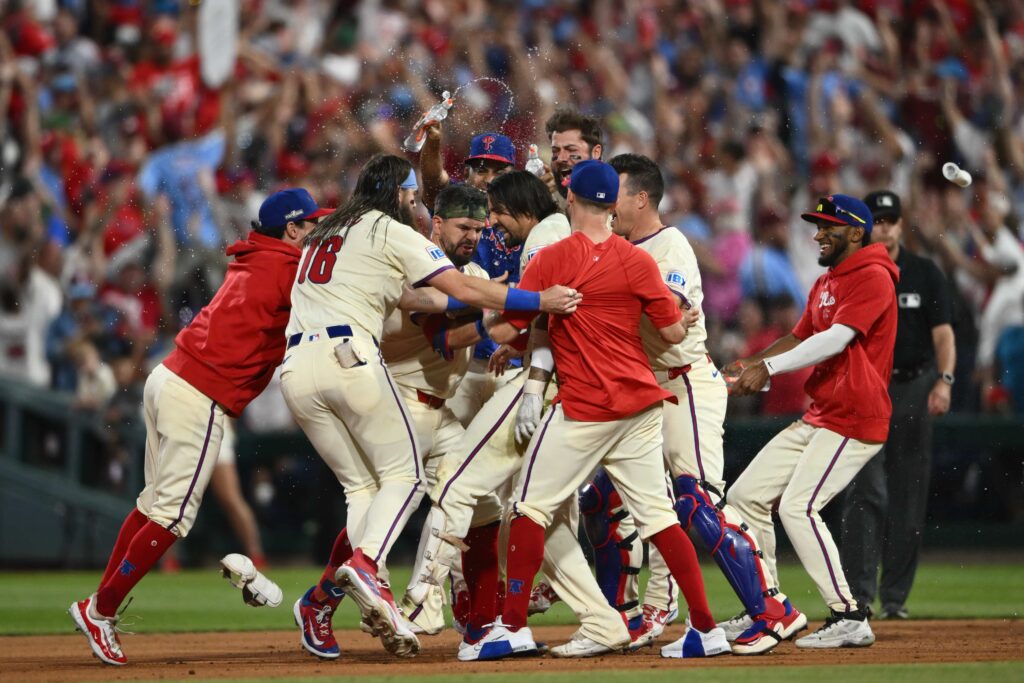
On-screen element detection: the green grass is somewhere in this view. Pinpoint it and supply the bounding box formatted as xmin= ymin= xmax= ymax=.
xmin=154 ymin=662 xmax=1024 ymax=683
xmin=1 ymin=561 xmax=1020 ymax=636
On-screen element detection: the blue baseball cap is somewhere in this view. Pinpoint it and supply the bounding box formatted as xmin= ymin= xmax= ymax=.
xmin=569 ymin=159 xmax=619 ymax=204
xmin=258 ymin=188 xmax=333 ymax=228
xmin=466 ymin=133 xmax=515 ymax=166
xmin=801 ymin=194 xmax=873 ymax=235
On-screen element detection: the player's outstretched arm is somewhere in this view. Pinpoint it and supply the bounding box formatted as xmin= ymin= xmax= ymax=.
xmin=730 ymin=325 xmax=857 ymax=395
xmin=419 ymin=123 xmax=450 ymax=212
xmin=426 ymin=268 xmax=582 ymax=316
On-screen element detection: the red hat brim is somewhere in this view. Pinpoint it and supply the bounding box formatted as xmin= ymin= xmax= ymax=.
xmin=800 ymin=212 xmax=848 ymax=226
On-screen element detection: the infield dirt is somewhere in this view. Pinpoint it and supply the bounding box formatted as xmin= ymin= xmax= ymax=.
xmin=3 ymin=619 xmax=1020 ymax=681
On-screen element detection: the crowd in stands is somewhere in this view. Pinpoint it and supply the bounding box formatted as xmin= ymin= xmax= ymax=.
xmin=2 ymin=0 xmax=1024 ymax=447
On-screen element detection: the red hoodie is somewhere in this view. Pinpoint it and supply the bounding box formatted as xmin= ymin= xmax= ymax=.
xmin=163 ymin=232 xmax=299 ymax=416
xmin=792 ymin=242 xmax=899 ymax=443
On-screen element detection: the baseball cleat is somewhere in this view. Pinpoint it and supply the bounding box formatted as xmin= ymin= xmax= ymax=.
xmin=401 ymin=584 xmax=445 ymax=636
xmin=732 ymin=598 xmax=807 ymax=655
xmin=220 ymin=553 xmax=283 ymax=608
xmin=527 ymin=581 xmax=561 ymax=615
xmin=551 ymin=632 xmax=620 ymax=658
xmin=795 ymin=609 xmax=875 ymax=649
xmin=293 ymin=587 xmax=340 ymax=659
xmin=626 ymin=618 xmax=656 ymax=651
xmin=642 ymin=603 xmax=679 ymax=638
xmin=660 ymin=624 xmax=731 ymax=659
xmin=68 ymin=595 xmax=127 ymax=666
xmin=336 ymin=551 xmax=420 ymax=657
xmin=879 ymin=605 xmax=909 ymax=620
xmin=457 ymin=618 xmax=539 ymax=661
xmin=719 ymin=609 xmax=754 ymax=642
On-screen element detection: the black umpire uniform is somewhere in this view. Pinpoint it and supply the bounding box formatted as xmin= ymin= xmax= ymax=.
xmin=841 ymin=190 xmax=955 ymax=619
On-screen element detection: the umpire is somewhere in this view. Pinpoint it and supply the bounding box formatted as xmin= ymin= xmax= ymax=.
xmin=841 ymin=190 xmax=955 ymax=620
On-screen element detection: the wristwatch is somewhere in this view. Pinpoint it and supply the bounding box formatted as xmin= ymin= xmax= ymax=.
xmin=940 ymin=372 xmax=955 ymax=386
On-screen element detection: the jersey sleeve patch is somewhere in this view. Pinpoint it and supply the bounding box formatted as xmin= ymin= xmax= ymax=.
xmin=526 ymin=246 xmax=542 ymax=262
xmin=666 ymin=270 xmax=686 ymax=287
xmin=427 ymin=245 xmax=446 ymax=261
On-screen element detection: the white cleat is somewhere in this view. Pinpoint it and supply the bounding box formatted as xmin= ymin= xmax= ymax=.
xmin=551 ymin=632 xmax=620 ymax=658
xmin=660 ymin=625 xmax=732 ymax=659
xmin=795 ymin=611 xmax=875 ymax=649
xmin=719 ymin=610 xmax=754 ymax=642
xmin=457 ymin=618 xmax=538 ymax=661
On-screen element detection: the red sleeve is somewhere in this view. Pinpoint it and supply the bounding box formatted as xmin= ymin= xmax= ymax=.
xmin=832 ymin=267 xmax=894 ymax=336
xmin=631 ymin=249 xmax=682 ymax=328
xmin=501 ymin=250 xmax=548 ymax=331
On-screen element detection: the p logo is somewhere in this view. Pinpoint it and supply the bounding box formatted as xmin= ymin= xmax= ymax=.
xmin=482 ymin=135 xmax=496 ymax=152
xmin=118 ymin=559 xmax=136 ymax=577
xmin=508 ymin=579 xmax=525 ymax=595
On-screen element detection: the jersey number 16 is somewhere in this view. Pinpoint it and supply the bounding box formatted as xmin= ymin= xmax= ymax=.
xmin=298 ymin=236 xmax=343 ymax=284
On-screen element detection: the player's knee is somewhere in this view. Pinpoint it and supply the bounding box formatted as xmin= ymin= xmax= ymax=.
xmin=777 ymin=493 xmax=810 ymax=526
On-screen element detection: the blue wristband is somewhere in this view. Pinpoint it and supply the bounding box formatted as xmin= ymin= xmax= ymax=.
xmin=447 ymin=296 xmax=469 ymax=312
xmin=475 ymin=318 xmax=490 ymax=341
xmin=504 ymin=288 xmax=541 ymax=311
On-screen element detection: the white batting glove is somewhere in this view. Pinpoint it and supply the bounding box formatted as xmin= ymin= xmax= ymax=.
xmin=515 ymin=381 xmax=545 ymax=446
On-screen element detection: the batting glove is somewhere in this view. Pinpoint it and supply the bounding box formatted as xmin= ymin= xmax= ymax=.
xmin=515 ymin=381 xmax=545 ymax=446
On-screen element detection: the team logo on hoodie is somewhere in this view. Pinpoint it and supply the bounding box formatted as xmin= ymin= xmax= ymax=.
xmin=818 ymin=290 xmax=836 ymax=308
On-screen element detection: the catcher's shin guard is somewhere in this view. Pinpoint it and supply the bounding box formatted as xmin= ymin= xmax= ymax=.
xmin=580 ymin=470 xmax=641 ymax=615
xmin=673 ymin=474 xmax=769 ymax=616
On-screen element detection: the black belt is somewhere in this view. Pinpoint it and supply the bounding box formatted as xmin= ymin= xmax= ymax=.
xmin=287 ymin=324 xmax=355 ymax=349
xmin=891 ymin=364 xmax=931 ymax=383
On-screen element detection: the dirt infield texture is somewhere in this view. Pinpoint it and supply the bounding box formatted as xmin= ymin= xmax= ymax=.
xmin=3 ymin=620 xmax=1020 ymax=682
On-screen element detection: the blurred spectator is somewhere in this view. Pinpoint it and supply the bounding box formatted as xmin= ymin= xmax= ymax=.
xmin=0 ymin=0 xmax=1021 ymax=419
xmin=70 ymin=338 xmax=116 ymax=410
xmin=739 ymin=205 xmax=805 ymax=311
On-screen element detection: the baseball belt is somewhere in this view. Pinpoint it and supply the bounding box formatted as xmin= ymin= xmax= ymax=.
xmin=416 ymin=389 xmax=445 ymax=409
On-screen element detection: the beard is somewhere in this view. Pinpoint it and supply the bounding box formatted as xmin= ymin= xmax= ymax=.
xmin=817 ymin=237 xmax=847 ymax=267
xmin=398 ymin=201 xmax=417 ymax=228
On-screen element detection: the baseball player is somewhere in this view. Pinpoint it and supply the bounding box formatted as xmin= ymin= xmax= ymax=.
xmin=469 ymin=160 xmax=728 ymax=661
xmin=280 ymin=155 xmax=581 ymax=659
xmin=605 ymin=154 xmax=805 ymax=655
xmin=725 ymin=194 xmax=898 ymax=649
xmin=294 ymin=184 xmax=494 ymax=653
xmin=406 ymin=170 xmax=633 ymax=661
xmin=68 ymin=188 xmax=332 ymax=666
xmin=541 ymin=108 xmax=604 ymax=204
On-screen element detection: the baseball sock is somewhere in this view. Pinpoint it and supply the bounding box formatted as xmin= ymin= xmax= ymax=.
xmin=501 ymin=515 xmax=545 ymax=630
xmin=650 ymin=525 xmax=715 ymax=632
xmin=99 ymin=508 xmax=149 ymax=589
xmin=94 ymin=521 xmax=177 ymax=618
xmin=312 ymin=527 xmax=352 ymax=604
xmin=462 ymin=521 xmax=500 ymax=633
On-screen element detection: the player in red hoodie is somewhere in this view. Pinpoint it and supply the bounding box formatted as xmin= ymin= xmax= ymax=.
xmin=68 ymin=189 xmax=332 ymax=666
xmin=724 ymin=194 xmax=898 ymax=652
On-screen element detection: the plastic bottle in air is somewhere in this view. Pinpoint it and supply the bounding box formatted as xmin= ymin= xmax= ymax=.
xmin=402 ymin=91 xmax=454 ymax=153
xmin=525 ymin=144 xmax=545 ymax=177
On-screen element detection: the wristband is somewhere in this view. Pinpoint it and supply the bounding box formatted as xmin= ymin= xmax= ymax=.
xmin=504 ymin=288 xmax=541 ymax=311
xmin=524 ymin=378 xmax=546 ymax=396
xmin=447 ymin=296 xmax=469 ymax=312
xmin=475 ymin=318 xmax=490 ymax=341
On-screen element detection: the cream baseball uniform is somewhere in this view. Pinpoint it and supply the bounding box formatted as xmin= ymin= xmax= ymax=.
xmin=281 ymin=209 xmax=455 ymax=564
xmin=379 ymin=261 xmax=488 ymax=630
xmin=630 ymin=227 xmax=775 ymax=613
xmin=431 ymin=212 xmax=631 ymax=648
xmin=137 ymin=363 xmax=226 ymax=537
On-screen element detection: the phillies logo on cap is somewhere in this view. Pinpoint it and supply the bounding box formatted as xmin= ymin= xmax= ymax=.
xmin=482 ymin=135 xmax=495 ymax=151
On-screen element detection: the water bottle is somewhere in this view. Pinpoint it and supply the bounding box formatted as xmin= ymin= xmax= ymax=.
xmin=402 ymin=91 xmax=454 ymax=153
xmin=525 ymin=144 xmax=545 ymax=177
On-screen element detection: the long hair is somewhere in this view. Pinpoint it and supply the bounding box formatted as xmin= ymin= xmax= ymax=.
xmin=306 ymin=154 xmax=413 ymax=245
xmin=487 ymin=171 xmax=557 ymax=221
